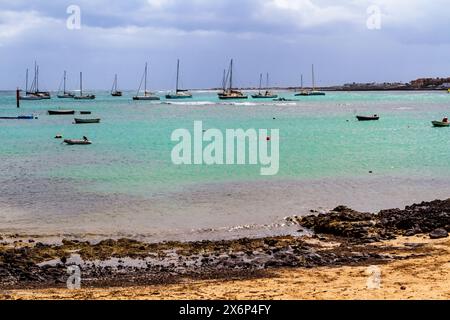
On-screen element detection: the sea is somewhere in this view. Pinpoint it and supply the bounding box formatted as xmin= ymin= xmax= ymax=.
xmin=1 ymin=90 xmax=450 ymax=242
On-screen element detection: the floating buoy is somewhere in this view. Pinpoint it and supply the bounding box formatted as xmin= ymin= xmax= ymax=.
xmin=266 ymin=137 xmax=271 ymax=141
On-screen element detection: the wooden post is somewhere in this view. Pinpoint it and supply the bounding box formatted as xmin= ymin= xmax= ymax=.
xmin=16 ymin=88 xmax=20 ymax=108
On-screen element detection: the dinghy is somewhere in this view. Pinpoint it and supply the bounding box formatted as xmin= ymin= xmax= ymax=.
xmin=0 ymin=115 xmax=36 ymax=120
xmin=48 ymin=110 xmax=75 ymax=115
xmin=64 ymin=139 xmax=92 ymax=145
xmin=74 ymin=118 xmax=100 ymax=124
xmin=357 ymin=115 xmax=380 ymax=121
xmin=432 ymin=118 xmax=450 ymax=127
xmin=432 ymin=121 xmax=449 ymax=127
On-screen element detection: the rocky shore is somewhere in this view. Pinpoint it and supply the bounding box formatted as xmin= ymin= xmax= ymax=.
xmin=0 ymin=199 xmax=449 ymax=292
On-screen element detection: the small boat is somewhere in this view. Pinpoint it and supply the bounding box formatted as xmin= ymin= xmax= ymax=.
xmin=48 ymin=110 xmax=75 ymax=115
xmin=0 ymin=115 xmax=36 ymax=120
xmin=357 ymin=115 xmax=380 ymax=121
xmin=165 ymin=60 xmax=193 ymax=99
xmin=111 ymin=74 xmax=122 ymax=97
xmin=273 ymin=97 xmax=296 ymax=102
xmin=57 ymin=71 xmax=75 ymax=98
xmin=251 ymin=73 xmax=278 ymax=99
xmin=432 ymin=121 xmax=449 ymax=127
xmin=80 ymin=111 xmax=92 ymax=115
xmin=218 ymin=59 xmax=248 ymax=100
xmin=74 ymin=118 xmax=101 ymax=124
xmin=64 ymin=139 xmax=92 ymax=145
xmin=74 ymin=72 xmax=96 ymax=100
xmin=432 ymin=118 xmax=450 ymax=127
xmin=133 ymin=63 xmax=160 ymax=101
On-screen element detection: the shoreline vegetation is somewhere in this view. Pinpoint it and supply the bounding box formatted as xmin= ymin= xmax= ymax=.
xmin=1 ymin=198 xmax=449 ymax=300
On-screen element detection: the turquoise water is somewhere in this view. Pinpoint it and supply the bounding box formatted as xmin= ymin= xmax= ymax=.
xmin=1 ymin=90 xmax=450 ymax=240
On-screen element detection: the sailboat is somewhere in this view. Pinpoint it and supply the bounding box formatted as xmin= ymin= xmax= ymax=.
xmin=295 ymin=74 xmax=310 ymax=96
xmin=218 ymin=59 xmax=248 ymax=100
xmin=133 ymin=63 xmax=160 ymax=101
xmin=252 ymin=73 xmax=278 ymax=99
xmin=111 ymin=74 xmax=122 ymax=97
xmin=20 ymin=68 xmax=42 ymax=100
xmin=298 ymin=65 xmax=325 ymax=96
xmin=166 ymin=60 xmax=192 ymax=99
xmin=74 ymin=72 xmax=96 ymax=100
xmin=57 ymin=71 xmax=75 ymax=98
xmin=25 ymin=62 xmax=51 ymax=99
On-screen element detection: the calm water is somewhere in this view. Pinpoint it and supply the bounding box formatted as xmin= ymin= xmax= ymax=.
xmin=1 ymin=90 xmax=450 ymax=241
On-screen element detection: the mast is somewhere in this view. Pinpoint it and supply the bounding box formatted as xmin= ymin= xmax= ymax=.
xmin=259 ymin=73 xmax=262 ymax=94
xmin=301 ymin=74 xmax=303 ymax=90
xmin=176 ymin=59 xmax=180 ymax=93
xmin=312 ymin=64 xmax=315 ymax=91
xmin=229 ymin=59 xmax=233 ymax=92
xmin=80 ymin=72 xmax=83 ymax=96
xmin=25 ymin=69 xmax=29 ymax=94
xmin=266 ymin=73 xmax=269 ymax=89
xmin=144 ymin=63 xmax=148 ymax=96
xmin=222 ymin=69 xmax=226 ymax=91
xmin=63 ymin=71 xmax=67 ymax=94
xmin=36 ymin=65 xmax=40 ymax=93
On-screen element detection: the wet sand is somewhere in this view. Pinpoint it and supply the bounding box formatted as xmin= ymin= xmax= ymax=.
xmin=2 ymin=236 xmax=448 ymax=300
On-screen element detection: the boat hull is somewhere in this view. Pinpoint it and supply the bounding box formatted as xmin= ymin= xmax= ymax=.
xmin=251 ymin=94 xmax=278 ymax=99
xmin=111 ymin=92 xmax=123 ymax=97
xmin=74 ymin=95 xmax=96 ymax=100
xmin=165 ymin=94 xmax=193 ymax=99
xmin=133 ymin=96 xmax=160 ymax=101
xmin=432 ymin=121 xmax=450 ymax=127
xmin=64 ymin=139 xmax=92 ymax=145
xmin=0 ymin=115 xmax=35 ymax=120
xmin=74 ymin=118 xmax=101 ymax=124
xmin=357 ymin=116 xmax=380 ymax=121
xmin=20 ymin=95 xmax=43 ymax=101
xmin=48 ymin=110 xmax=75 ymax=115
xmin=57 ymin=94 xmax=75 ymax=99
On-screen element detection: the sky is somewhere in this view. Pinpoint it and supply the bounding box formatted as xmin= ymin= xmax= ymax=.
xmin=1 ymin=0 xmax=450 ymax=90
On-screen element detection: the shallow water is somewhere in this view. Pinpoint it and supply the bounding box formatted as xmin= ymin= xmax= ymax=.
xmin=1 ymin=90 xmax=450 ymax=241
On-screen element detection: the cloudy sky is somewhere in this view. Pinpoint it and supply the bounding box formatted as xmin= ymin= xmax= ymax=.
xmin=1 ymin=0 xmax=449 ymax=90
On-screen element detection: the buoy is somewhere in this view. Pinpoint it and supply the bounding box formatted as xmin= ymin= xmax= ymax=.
xmin=55 ymin=135 xmax=62 ymax=139
xmin=266 ymin=137 xmax=271 ymax=141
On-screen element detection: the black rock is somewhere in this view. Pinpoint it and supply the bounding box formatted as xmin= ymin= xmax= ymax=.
xmin=429 ymin=228 xmax=449 ymax=239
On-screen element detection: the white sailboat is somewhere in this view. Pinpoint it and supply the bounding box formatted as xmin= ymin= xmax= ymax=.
xmin=165 ymin=59 xmax=192 ymax=99
xmin=74 ymin=72 xmax=96 ymax=100
xmin=133 ymin=63 xmax=160 ymax=101
xmin=57 ymin=71 xmax=75 ymax=99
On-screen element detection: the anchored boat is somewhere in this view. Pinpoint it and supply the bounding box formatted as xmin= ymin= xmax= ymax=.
xmin=64 ymin=139 xmax=92 ymax=145
xmin=74 ymin=72 xmax=96 ymax=100
xmin=432 ymin=118 xmax=449 ymax=127
xmin=295 ymin=65 xmax=325 ymax=96
xmin=57 ymin=71 xmax=75 ymax=98
xmin=133 ymin=63 xmax=160 ymax=101
xmin=252 ymin=73 xmax=278 ymax=99
xmin=111 ymin=74 xmax=122 ymax=97
xmin=48 ymin=110 xmax=75 ymax=115
xmin=218 ymin=59 xmax=248 ymax=100
xmin=166 ymin=59 xmax=193 ymax=99
xmin=357 ymin=115 xmax=380 ymax=121
xmin=74 ymin=118 xmax=101 ymax=124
